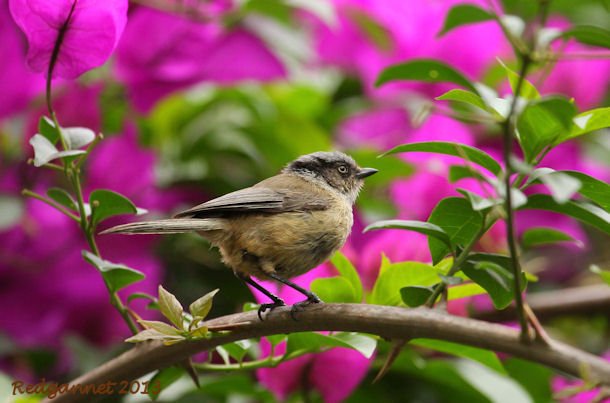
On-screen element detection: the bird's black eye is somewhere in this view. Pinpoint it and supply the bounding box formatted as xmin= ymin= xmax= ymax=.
xmin=337 ymin=165 xmax=348 ymax=174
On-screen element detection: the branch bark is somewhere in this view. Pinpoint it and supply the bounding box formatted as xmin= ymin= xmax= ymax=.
xmin=472 ymin=284 xmax=610 ymax=322
xmin=44 ymin=303 xmax=610 ymax=403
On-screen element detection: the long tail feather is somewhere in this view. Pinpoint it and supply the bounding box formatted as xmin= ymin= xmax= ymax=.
xmin=100 ymin=219 xmax=224 ymax=235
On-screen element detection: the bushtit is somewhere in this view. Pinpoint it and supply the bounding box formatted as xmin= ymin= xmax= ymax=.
xmin=102 ymin=151 xmax=377 ymax=319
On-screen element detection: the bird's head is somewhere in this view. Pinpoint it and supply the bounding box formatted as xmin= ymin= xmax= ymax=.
xmin=284 ymin=151 xmax=378 ymax=204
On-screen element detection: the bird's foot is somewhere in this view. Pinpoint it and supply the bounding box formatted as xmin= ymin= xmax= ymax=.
xmin=257 ymin=298 xmax=286 ymax=321
xmin=290 ymin=294 xmax=322 ymax=321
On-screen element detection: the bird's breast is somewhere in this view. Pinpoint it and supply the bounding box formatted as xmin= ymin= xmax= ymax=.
xmin=219 ymin=199 xmax=353 ymax=279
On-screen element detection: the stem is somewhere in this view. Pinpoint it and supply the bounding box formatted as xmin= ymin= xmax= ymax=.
xmin=69 ymin=167 xmax=139 ymax=334
xmin=22 ymin=189 xmax=80 ymax=222
xmin=425 ymin=225 xmax=487 ymax=307
xmin=193 ymin=350 xmax=315 ymax=372
xmin=501 ymin=55 xmax=532 ymax=342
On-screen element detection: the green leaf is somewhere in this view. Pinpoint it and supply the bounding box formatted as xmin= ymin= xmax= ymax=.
xmin=369 ymin=261 xmax=439 ymax=305
xmin=527 ymin=168 xmax=581 ymax=204
xmin=557 ymin=170 xmax=610 ymax=211
xmin=427 ymin=197 xmax=484 ymax=264
xmin=158 ymin=285 xmax=184 ymax=329
xmin=411 ymin=339 xmax=506 ymax=374
xmin=447 ymin=283 xmax=487 ymax=300
xmin=127 ymin=292 xmax=157 ymax=304
xmin=400 ymin=286 xmax=434 ymax=307
xmin=521 ymin=227 xmax=581 ymax=249
xmin=189 ymin=325 xmax=208 ymax=338
xmin=267 ymin=334 xmax=287 ymax=347
xmin=89 ymin=189 xmax=138 ymax=228
xmin=568 ymin=107 xmax=610 ymax=140
xmin=82 ymin=251 xmax=145 ymax=293
xmin=384 ymin=142 xmax=501 ymax=175
xmin=376 ymin=59 xmax=478 ymax=93
xmin=457 ymin=189 xmax=500 ymax=211
xmin=516 ymin=96 xmax=577 ymax=163
xmin=438 ymin=4 xmax=494 ymax=36
xmin=561 ymin=25 xmax=610 ymax=50
xmin=311 ymin=277 xmax=357 ymax=303
xmin=125 ymin=329 xmax=183 ymax=343
xmin=148 ymin=367 xmax=185 ymax=401
xmin=454 ymin=360 xmax=531 ymax=402
xmin=436 ymin=89 xmax=491 ymax=114
xmin=138 ymin=320 xmax=181 ymax=336
xmin=499 ymin=60 xmax=540 ymax=100
xmin=241 ymin=0 xmax=293 ymax=25
xmin=29 ymin=134 xmax=86 ymax=167
xmin=331 ymin=332 xmax=377 ymax=359
xmin=47 ymin=188 xmax=77 ymax=211
xmin=284 ymin=332 xmax=376 ymax=360
xmin=590 ymin=265 xmax=610 ymax=286
xmin=38 ymin=116 xmax=59 ymax=143
xmin=520 ymin=194 xmax=610 ymax=235
xmin=127 ymin=292 xmax=158 ymax=310
xmin=347 ymin=8 xmax=394 ymax=51
xmin=221 ymin=340 xmax=253 ymax=362
xmin=330 ymin=252 xmax=363 ymax=302
xmin=503 ymin=358 xmax=553 ymax=403
xmin=462 ymin=254 xmax=527 ymax=309
xmin=364 ymin=220 xmax=452 ymax=250
xmin=189 ymin=289 xmax=219 ymax=320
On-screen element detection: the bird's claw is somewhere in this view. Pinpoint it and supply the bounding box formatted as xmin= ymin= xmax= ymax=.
xmin=290 ymin=295 xmax=322 ymax=321
xmin=257 ymin=299 xmax=286 ymax=321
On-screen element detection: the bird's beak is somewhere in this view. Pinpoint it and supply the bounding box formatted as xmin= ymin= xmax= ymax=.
xmin=356 ymin=167 xmax=378 ymax=179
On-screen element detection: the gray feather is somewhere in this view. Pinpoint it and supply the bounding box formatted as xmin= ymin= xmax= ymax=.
xmin=174 ymin=188 xmax=285 ymax=218
xmin=173 ymin=175 xmax=328 ymax=219
xmin=100 ymin=219 xmax=225 ymax=235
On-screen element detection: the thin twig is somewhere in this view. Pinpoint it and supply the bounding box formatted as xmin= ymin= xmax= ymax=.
xmin=22 ymin=189 xmax=80 ymax=222
xmin=501 ymin=54 xmax=532 ymax=342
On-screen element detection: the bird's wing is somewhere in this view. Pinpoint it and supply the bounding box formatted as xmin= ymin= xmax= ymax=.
xmin=173 ymin=175 xmax=328 ymax=218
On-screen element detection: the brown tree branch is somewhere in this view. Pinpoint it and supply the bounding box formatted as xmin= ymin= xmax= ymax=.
xmin=472 ymin=284 xmax=610 ymax=322
xmin=44 ymin=303 xmax=610 ymax=403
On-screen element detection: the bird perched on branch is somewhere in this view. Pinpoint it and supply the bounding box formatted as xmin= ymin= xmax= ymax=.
xmin=102 ymin=151 xmax=377 ymax=319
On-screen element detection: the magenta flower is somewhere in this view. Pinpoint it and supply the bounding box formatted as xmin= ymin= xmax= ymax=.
xmin=0 ymin=0 xmax=43 ymax=119
xmin=552 ymin=352 xmax=610 ymax=402
xmin=338 ymin=106 xmax=409 ymax=150
xmin=257 ymin=338 xmax=371 ymax=402
xmin=115 ymin=6 xmax=286 ymax=112
xmin=307 ymin=0 xmax=507 ymax=98
xmin=249 ymin=269 xmax=371 ymax=401
xmin=9 ymin=0 xmax=128 ymax=78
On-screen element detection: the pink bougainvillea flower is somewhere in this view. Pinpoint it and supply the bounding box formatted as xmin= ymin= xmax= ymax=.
xmin=9 ymin=0 xmax=128 ymax=78
xmin=115 ymin=6 xmax=286 ymax=112
xmin=338 ymin=106 xmax=409 ymax=150
xmin=257 ymin=338 xmax=371 ymax=403
xmin=0 ymin=0 xmax=43 ymax=118
xmin=306 ymin=0 xmax=508 ymax=98
xmin=248 ymin=269 xmax=371 ymax=402
xmin=552 ymin=352 xmax=610 ymax=402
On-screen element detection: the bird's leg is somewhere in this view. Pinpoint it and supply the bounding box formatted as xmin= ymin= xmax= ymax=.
xmin=237 ymin=273 xmax=285 ymax=321
xmin=267 ymin=272 xmax=322 ymax=320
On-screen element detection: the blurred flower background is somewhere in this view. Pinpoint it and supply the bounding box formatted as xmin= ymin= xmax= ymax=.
xmin=1 ymin=0 xmax=609 ymax=401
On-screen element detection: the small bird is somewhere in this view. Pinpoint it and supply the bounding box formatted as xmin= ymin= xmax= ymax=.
xmin=102 ymin=151 xmax=377 ymax=319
